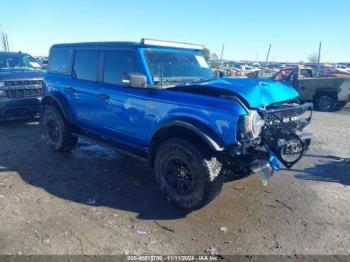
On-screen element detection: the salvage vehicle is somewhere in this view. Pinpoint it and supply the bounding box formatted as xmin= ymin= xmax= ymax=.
xmin=0 ymin=51 xmax=44 ymax=121
xmin=211 ymin=65 xmax=242 ymax=77
xmin=272 ymin=66 xmax=350 ymax=111
xmin=246 ymin=69 xmax=278 ymax=79
xmin=42 ymin=39 xmax=312 ymax=210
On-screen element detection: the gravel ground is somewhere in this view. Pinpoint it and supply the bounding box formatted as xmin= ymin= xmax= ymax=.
xmin=0 ymin=106 xmax=349 ymax=256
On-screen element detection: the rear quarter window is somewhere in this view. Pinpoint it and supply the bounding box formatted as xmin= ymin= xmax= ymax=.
xmin=73 ymin=51 xmax=99 ymax=81
xmin=48 ymin=48 xmax=70 ymax=74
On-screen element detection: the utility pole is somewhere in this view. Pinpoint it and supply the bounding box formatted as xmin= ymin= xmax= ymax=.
xmin=0 ymin=25 xmax=10 ymax=52
xmin=220 ymin=44 xmax=225 ymax=67
xmin=264 ymin=44 xmax=272 ymax=68
xmin=316 ymin=42 xmax=322 ymax=77
xmin=4 ymin=34 xmax=9 ymax=51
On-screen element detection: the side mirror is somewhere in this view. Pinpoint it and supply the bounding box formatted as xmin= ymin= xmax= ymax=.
xmin=122 ymin=73 xmax=147 ymax=88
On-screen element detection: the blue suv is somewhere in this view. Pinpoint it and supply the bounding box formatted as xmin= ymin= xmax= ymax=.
xmin=42 ymin=39 xmax=312 ymax=210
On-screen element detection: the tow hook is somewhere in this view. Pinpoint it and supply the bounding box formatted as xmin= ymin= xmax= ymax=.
xmin=251 ymin=148 xmax=280 ymax=186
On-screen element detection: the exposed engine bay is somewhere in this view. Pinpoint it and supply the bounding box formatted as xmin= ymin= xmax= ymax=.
xmin=172 ymin=83 xmax=313 ymax=185
xmin=259 ymin=101 xmax=313 ymax=168
xmin=237 ymin=101 xmax=313 ymax=185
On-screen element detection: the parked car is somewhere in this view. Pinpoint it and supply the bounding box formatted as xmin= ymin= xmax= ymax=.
xmin=272 ymin=66 xmax=350 ymax=111
xmin=35 ymin=56 xmax=49 ymax=69
xmin=42 ymin=39 xmax=312 ymax=210
xmin=246 ymin=69 xmax=278 ymax=78
xmin=0 ymin=51 xmax=45 ymax=121
xmin=211 ymin=66 xmax=242 ymax=77
xmin=238 ymin=65 xmax=259 ymax=75
xmin=40 ymin=59 xmax=49 ymax=69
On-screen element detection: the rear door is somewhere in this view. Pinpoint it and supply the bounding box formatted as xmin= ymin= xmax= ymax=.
xmin=66 ymin=50 xmax=100 ymax=126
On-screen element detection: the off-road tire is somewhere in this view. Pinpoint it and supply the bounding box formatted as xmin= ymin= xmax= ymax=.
xmin=154 ymin=138 xmax=223 ymax=210
xmin=314 ymin=95 xmax=336 ymax=112
xmin=42 ymin=106 xmax=78 ymax=152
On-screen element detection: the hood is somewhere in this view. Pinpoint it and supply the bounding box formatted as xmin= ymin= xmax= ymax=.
xmin=180 ymin=78 xmax=298 ymax=108
xmin=0 ymin=69 xmax=45 ymax=81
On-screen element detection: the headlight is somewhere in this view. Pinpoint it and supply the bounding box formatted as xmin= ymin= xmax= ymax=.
xmin=243 ymin=110 xmax=265 ymax=139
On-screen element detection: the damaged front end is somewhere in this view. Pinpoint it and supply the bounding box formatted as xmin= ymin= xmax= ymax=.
xmin=234 ymin=101 xmax=313 ymax=185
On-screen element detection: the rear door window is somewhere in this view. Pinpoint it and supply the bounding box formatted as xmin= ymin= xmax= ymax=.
xmin=103 ymin=51 xmax=139 ymax=85
xmin=73 ymin=51 xmax=99 ymax=81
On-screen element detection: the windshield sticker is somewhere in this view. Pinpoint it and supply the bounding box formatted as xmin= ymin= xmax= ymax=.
xmin=195 ymin=55 xmax=209 ymax=68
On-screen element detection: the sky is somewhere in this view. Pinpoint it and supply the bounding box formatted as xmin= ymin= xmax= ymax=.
xmin=1 ymin=0 xmax=349 ymax=62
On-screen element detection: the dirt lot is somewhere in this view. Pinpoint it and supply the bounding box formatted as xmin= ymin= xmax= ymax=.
xmin=0 ymin=106 xmax=349 ymax=256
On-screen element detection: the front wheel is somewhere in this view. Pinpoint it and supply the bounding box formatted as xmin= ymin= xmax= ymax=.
xmin=42 ymin=106 xmax=78 ymax=152
xmin=154 ymin=138 xmax=223 ymax=210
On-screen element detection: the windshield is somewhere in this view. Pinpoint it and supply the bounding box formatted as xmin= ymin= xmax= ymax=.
xmin=0 ymin=53 xmax=42 ymax=70
xmin=143 ymin=49 xmax=213 ymax=85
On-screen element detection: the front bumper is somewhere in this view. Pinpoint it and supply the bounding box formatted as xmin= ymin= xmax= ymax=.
xmin=249 ymin=131 xmax=312 ymax=186
xmin=226 ymin=102 xmax=313 ymax=186
xmin=0 ymin=97 xmax=41 ymax=121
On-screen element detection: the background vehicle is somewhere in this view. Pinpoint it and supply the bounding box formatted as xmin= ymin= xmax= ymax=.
xmin=246 ymin=69 xmax=278 ymax=78
xmin=272 ymin=66 xmax=350 ymax=111
xmin=42 ymin=39 xmax=312 ymax=210
xmin=211 ymin=65 xmax=242 ymax=77
xmin=0 ymin=51 xmax=44 ymax=121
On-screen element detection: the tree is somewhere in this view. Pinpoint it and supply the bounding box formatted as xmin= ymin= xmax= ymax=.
xmin=308 ymin=53 xmax=319 ymax=63
xmin=210 ymin=53 xmax=219 ymax=61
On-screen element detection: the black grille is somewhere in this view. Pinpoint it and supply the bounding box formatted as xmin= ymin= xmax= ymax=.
xmin=5 ymin=80 xmax=42 ymax=86
xmin=4 ymin=80 xmax=43 ymax=98
xmin=7 ymin=88 xmax=43 ymax=98
xmin=259 ymin=103 xmax=313 ymax=131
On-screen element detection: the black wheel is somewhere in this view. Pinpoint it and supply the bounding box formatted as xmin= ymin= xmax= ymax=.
xmin=42 ymin=106 xmax=77 ymax=152
xmin=154 ymin=138 xmax=223 ymax=210
xmin=314 ymin=95 xmax=336 ymax=112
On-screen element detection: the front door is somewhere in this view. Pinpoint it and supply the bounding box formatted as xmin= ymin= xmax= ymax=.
xmin=94 ymin=50 xmax=148 ymax=145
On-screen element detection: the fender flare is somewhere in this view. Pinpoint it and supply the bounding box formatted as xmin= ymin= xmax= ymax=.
xmin=313 ymin=88 xmax=338 ymax=98
xmin=150 ymin=118 xmax=226 ymax=152
xmin=41 ymin=92 xmax=75 ymax=124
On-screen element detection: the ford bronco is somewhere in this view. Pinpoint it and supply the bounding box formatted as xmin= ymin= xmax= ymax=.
xmin=42 ymin=39 xmax=312 ymax=210
xmin=0 ymin=51 xmax=44 ymax=121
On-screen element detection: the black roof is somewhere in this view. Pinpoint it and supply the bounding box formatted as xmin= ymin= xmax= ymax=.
xmin=0 ymin=51 xmax=29 ymax=55
xmin=51 ymin=41 xmax=140 ymax=49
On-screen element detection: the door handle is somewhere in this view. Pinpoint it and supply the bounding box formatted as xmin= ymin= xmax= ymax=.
xmin=65 ymin=87 xmax=76 ymax=93
xmin=98 ymin=93 xmax=110 ymax=100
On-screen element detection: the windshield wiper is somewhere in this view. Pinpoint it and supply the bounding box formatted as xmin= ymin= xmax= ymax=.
xmin=173 ymin=78 xmax=209 ymax=84
xmin=152 ymin=77 xmax=210 ymax=88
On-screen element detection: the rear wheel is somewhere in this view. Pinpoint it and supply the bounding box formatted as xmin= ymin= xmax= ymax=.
xmin=42 ymin=106 xmax=77 ymax=152
xmin=154 ymin=138 xmax=223 ymax=210
xmin=314 ymin=95 xmax=336 ymax=112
